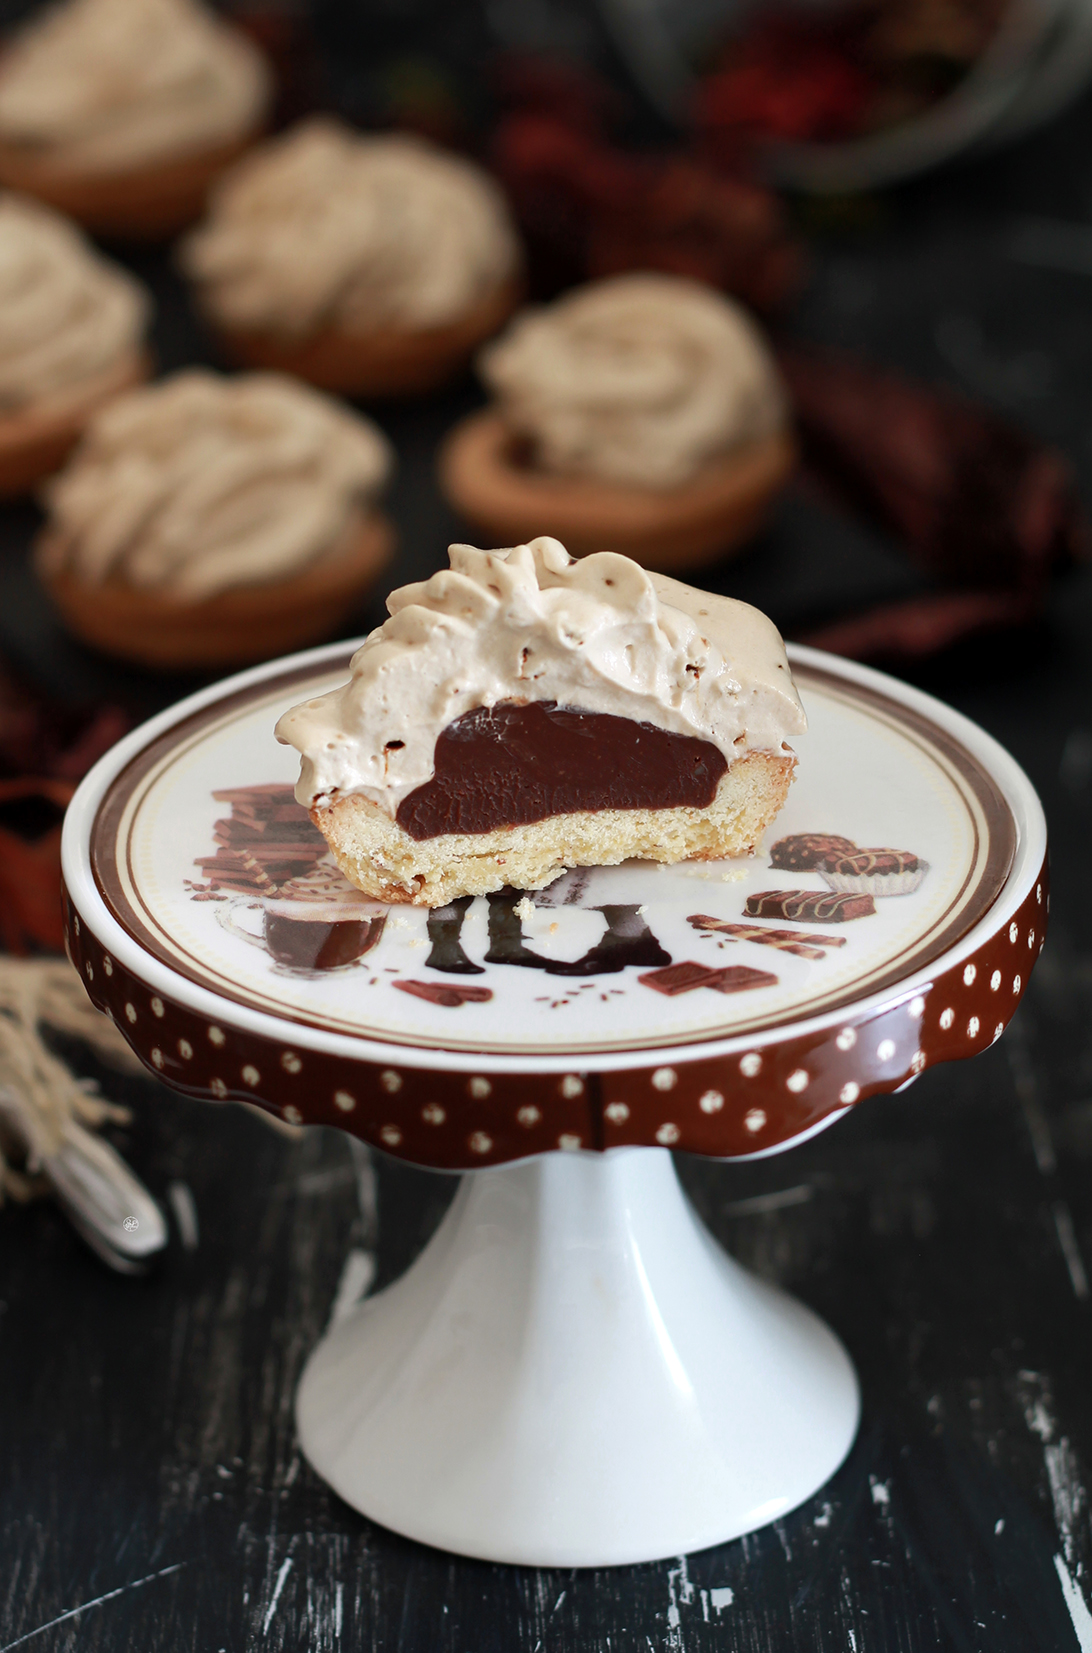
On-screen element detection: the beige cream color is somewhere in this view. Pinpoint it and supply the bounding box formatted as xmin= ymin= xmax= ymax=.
xmin=315 ymin=751 xmax=795 ymax=906
xmin=0 ymin=194 xmax=147 ymax=411
xmin=479 ymin=273 xmax=788 ymax=490
xmin=0 ymin=0 xmax=269 ymax=174
xmin=276 ymin=537 xmax=805 ymax=816
xmin=182 ymin=119 xmax=521 ymax=340
xmin=36 ymin=369 xmax=393 ymax=601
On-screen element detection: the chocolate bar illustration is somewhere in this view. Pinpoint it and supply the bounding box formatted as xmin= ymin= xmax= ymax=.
xmin=744 ymin=889 xmax=876 ymax=922
xmin=688 ymin=915 xmax=847 ymax=961
xmin=194 ymin=783 xmax=328 ymax=893
xmin=394 ymin=980 xmax=494 ymax=1008
xmin=769 ymin=832 xmax=856 ymax=871
xmin=639 ymin=960 xmax=778 ymax=996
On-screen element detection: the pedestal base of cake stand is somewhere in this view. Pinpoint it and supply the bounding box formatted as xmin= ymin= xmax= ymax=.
xmin=295 ymin=1145 xmax=859 ymax=1567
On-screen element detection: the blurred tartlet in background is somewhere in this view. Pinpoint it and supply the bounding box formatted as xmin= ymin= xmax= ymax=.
xmin=439 ymin=272 xmax=794 ymax=571
xmin=0 ymin=194 xmax=150 ymax=495
xmin=0 ymin=0 xmax=272 ymax=238
xmin=181 ymin=118 xmax=524 ymax=398
xmin=34 ymin=368 xmax=395 ymax=669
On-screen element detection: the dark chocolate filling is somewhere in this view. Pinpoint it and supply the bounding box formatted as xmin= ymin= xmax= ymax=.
xmin=394 ymin=700 xmax=728 ymax=840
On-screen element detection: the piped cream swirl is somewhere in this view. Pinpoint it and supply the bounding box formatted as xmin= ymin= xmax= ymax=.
xmin=37 ymin=370 xmax=393 ymax=599
xmin=0 ymin=194 xmax=148 ymax=410
xmin=0 ymin=0 xmax=270 ymax=174
xmin=276 ymin=536 xmax=805 ymax=817
xmin=479 ymin=273 xmax=788 ymax=490
xmin=182 ymin=118 xmax=521 ymax=340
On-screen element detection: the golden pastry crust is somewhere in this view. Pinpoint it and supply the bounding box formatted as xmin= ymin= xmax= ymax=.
xmin=37 ymin=508 xmax=394 ymax=669
xmin=439 ymin=410 xmax=796 ymax=571
xmin=313 ymin=749 xmax=796 ymax=907
xmin=0 ymin=130 xmax=261 ymax=238
xmin=215 ymin=275 xmax=523 ymax=398
xmin=0 ymin=346 xmax=149 ymax=497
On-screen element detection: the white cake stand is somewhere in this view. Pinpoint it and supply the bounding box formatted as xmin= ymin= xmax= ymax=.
xmin=61 ymin=644 xmax=1047 ymax=1566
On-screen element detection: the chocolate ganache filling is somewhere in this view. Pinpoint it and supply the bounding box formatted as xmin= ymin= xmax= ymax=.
xmin=394 ymin=700 xmax=728 ymax=840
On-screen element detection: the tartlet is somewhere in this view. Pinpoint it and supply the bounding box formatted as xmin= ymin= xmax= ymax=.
xmin=275 ymin=536 xmax=806 ymax=906
xmin=0 ymin=0 xmax=271 ymax=239
xmin=0 ymin=194 xmax=150 ymax=495
xmin=35 ymin=369 xmax=395 ymax=670
xmin=440 ymin=273 xmax=794 ymax=572
xmin=181 ymin=119 xmax=523 ymax=398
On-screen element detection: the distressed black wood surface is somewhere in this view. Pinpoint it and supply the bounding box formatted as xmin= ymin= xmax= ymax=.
xmin=5 ymin=69 xmax=1092 ymax=1653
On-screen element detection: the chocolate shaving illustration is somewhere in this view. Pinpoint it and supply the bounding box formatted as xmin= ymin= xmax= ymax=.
xmin=394 ymin=980 xmax=494 ymax=1008
xmin=639 ymin=960 xmax=778 ymax=996
xmin=745 ymin=890 xmax=876 ymax=922
xmin=689 ymin=915 xmax=847 ymax=960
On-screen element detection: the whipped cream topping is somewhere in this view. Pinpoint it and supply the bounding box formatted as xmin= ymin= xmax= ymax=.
xmin=479 ymin=273 xmax=788 ymax=490
xmin=0 ymin=194 xmax=147 ymax=410
xmin=277 ymin=536 xmax=805 ymax=816
xmin=37 ymin=369 xmax=392 ymax=600
xmin=182 ymin=118 xmax=521 ymax=340
xmin=0 ymin=0 xmax=270 ymax=174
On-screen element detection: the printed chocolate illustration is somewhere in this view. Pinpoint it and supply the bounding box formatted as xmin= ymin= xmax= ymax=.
xmin=769 ymin=833 xmax=857 ymax=871
xmin=639 ymin=961 xmax=778 ymax=997
xmin=689 ymin=916 xmax=847 ymax=962
xmin=744 ymin=890 xmax=876 ymax=922
xmin=819 ymin=849 xmax=927 ymax=897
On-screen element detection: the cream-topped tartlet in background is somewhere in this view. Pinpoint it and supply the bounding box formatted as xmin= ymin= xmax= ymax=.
xmin=276 ymin=536 xmax=805 ymax=905
xmin=440 ymin=274 xmax=795 ymax=571
xmin=0 ymin=193 xmax=150 ymax=494
xmin=35 ymin=369 xmax=395 ymax=668
xmin=181 ymin=118 xmax=523 ymax=397
xmin=0 ymin=0 xmax=271 ymax=238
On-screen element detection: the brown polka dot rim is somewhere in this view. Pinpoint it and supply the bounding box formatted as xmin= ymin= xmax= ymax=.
xmin=60 ymin=642 xmax=1047 ymax=1168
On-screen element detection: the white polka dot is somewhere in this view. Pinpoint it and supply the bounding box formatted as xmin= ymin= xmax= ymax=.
xmin=909 ymin=997 xmax=925 ymax=1017
xmin=744 ymin=1108 xmax=767 ymax=1133
xmin=560 ymin=1074 xmax=584 ymax=1099
xmin=739 ymin=1052 xmax=762 ymax=1076
xmin=469 ymin=1076 xmax=491 ymax=1100
xmin=242 ymin=1065 xmax=260 ymax=1088
xmin=559 ymin=1133 xmax=583 ymax=1151
xmin=151 ymin=997 xmax=164 ymax=1018
xmin=284 ymin=1105 xmax=303 ymax=1125
xmin=839 ymin=1082 xmax=860 ymax=1104
xmin=604 ymin=1102 xmax=629 ymax=1123
xmin=422 ymin=1103 xmax=445 ymax=1125
xmin=380 ymin=1124 xmax=402 ymax=1146
xmin=1010 ymin=923 xmax=1019 ymax=944
xmin=103 ymin=956 xmax=113 ymax=977
xmin=281 ymin=1051 xmax=302 ymax=1074
xmin=968 ymin=1016 xmax=980 ymax=1038
xmin=699 ymin=1090 xmax=724 ymax=1114
xmin=1013 ymin=975 xmax=1022 ymax=994
xmin=125 ymin=1002 xmax=137 ymax=1024
xmin=72 ymin=916 xmax=79 ymax=935
xmin=1037 ymin=883 xmax=1042 ymax=904
xmin=990 ymin=970 xmax=1002 ymax=991
xmin=517 ymin=1105 xmax=541 ymax=1127
xmin=151 ymin=1048 xmax=164 ymax=1069
xmin=911 ymin=1050 xmax=926 ymax=1074
xmin=652 ymin=1067 xmax=677 ymax=1092
xmin=877 ymin=1039 xmax=896 ymax=1063
xmin=656 ymin=1122 xmax=680 ymax=1146
xmin=178 ymin=1039 xmax=192 ymax=1060
xmin=334 ymin=1090 xmax=356 ymax=1112
xmin=208 ymin=1026 xmax=225 ymax=1046
xmin=210 ymin=1077 xmax=228 ymax=1099
xmin=994 ymin=1023 xmax=1005 ymax=1041
xmin=379 ymin=1069 xmax=402 ymax=1094
xmin=836 ymin=1028 xmax=856 ymax=1052
xmin=468 ymin=1130 xmax=493 ymax=1154
xmin=940 ymin=1008 xmax=954 ymax=1030
xmin=963 ymin=964 xmax=976 ymax=987
xmin=786 ymin=1069 xmax=809 ymax=1093
xmin=1028 ymin=930 xmax=1036 ymax=950
xmin=84 ymin=961 xmax=94 ymax=981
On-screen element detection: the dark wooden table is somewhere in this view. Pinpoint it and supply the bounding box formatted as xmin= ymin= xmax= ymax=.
xmin=4 ymin=85 xmax=1092 ymax=1653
